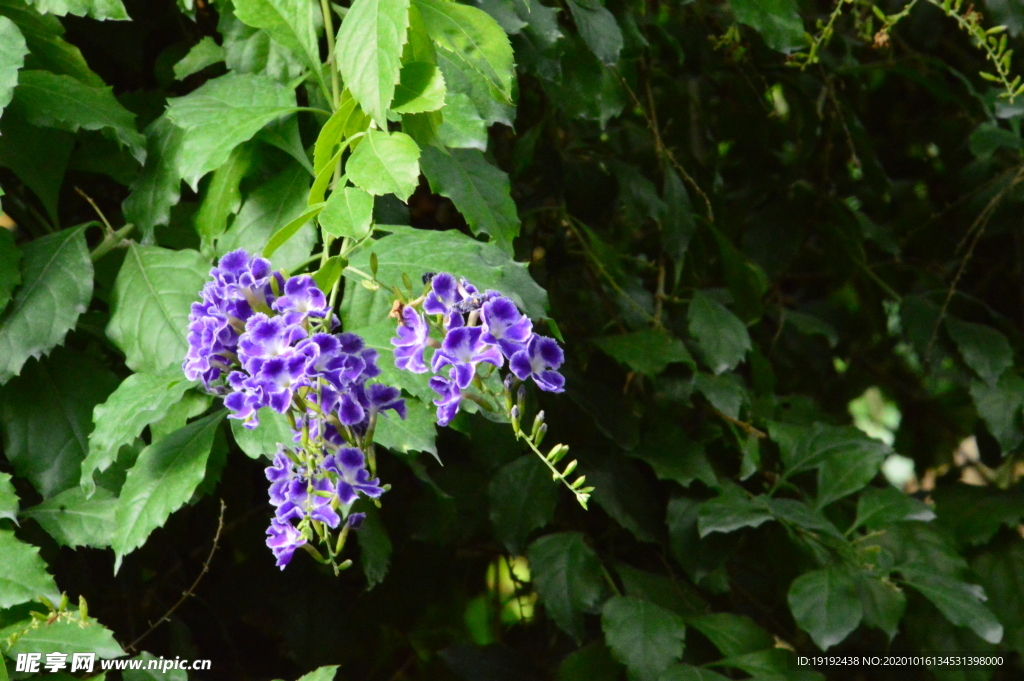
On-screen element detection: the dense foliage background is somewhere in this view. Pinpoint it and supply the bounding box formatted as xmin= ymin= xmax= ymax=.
xmin=3 ymin=0 xmax=1024 ymax=679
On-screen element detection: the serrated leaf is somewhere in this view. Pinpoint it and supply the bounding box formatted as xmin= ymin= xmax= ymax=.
xmin=337 ymin=0 xmax=410 ymax=127
xmin=945 ymin=317 xmax=1013 ymax=386
xmin=788 ymin=566 xmax=863 ymax=650
xmin=83 ymin=367 xmax=196 ymax=497
xmin=528 ymin=532 xmax=606 ymax=641
xmin=489 ymin=454 xmax=558 ymax=554
xmin=166 ymin=72 xmax=298 ymax=189
xmin=0 ymin=530 xmax=57 ymax=608
xmin=566 ymin=0 xmax=622 ymax=65
xmin=219 ymin=2 xmax=305 ymax=83
xmin=729 ymin=0 xmax=805 ymax=53
xmin=420 ymin=146 xmax=520 ymax=254
xmin=594 ymin=328 xmax=693 ymax=376
xmin=25 ymin=0 xmax=127 ymax=20
xmin=0 ymin=16 xmax=27 ymax=120
xmin=106 ymin=244 xmax=210 ymax=374
xmin=112 ymin=411 xmax=225 ymax=572
xmin=174 ymin=35 xmax=225 ymax=80
xmin=767 ymin=498 xmax=842 ymax=538
xmin=0 ymin=0 xmax=101 ymax=85
xmin=0 ymin=349 xmax=117 ymax=498
xmin=685 ymin=613 xmax=773 ymax=657
xmin=0 ymin=472 xmax=17 ymax=523
xmin=374 ymin=395 xmax=437 ymax=456
xmin=150 ymin=391 xmax=211 ymax=442
xmin=356 ymin=504 xmax=392 ymax=588
xmin=852 ymin=487 xmax=935 ymax=531
xmin=693 ymin=372 xmax=745 ymax=420
xmin=345 ymin=225 xmax=547 ymax=319
xmin=687 ymin=291 xmax=751 ymax=375
xmin=320 ymin=186 xmax=374 ymax=240
xmin=5 ymin=615 xmax=123 ymax=658
xmin=232 ymin=0 xmax=324 ymax=92
xmin=900 ymin=568 xmax=1003 ymax=644
xmin=230 ymin=406 xmax=293 ymax=460
xmin=435 ymin=91 xmax=486 ymax=149
xmin=219 ymin=163 xmax=316 ymax=272
xmin=0 ymin=111 xmax=73 ymax=223
xmin=414 ymin=0 xmax=514 ymax=101
xmin=11 ymin=70 xmax=144 ymax=161
xmin=122 ymin=114 xmax=185 ymax=242
xmin=0 ymin=227 xmax=21 ymax=314
xmin=346 ymin=129 xmax=422 ymax=201
xmin=392 ymin=60 xmax=446 ymax=113
xmin=296 ymin=666 xmax=338 ymax=681
xmin=22 ymin=486 xmax=117 ymax=548
xmin=856 ymin=575 xmax=905 ymax=641
xmin=769 ymin=421 xmax=891 ymax=480
xmin=602 ymin=595 xmax=686 ymax=681
xmin=0 ymin=226 xmax=91 ymax=385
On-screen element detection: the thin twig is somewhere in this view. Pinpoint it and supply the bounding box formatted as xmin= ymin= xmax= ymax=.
xmin=925 ymin=163 xmax=1024 ymax=357
xmin=712 ymin=407 xmax=767 ymax=439
xmin=75 ymin=187 xmax=114 ymax=236
xmin=124 ymin=500 xmax=226 ymax=654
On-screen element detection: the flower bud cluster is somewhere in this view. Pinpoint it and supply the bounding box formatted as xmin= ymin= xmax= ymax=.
xmin=185 ymin=250 xmax=404 ymax=570
xmin=390 ymin=273 xmax=565 ymax=425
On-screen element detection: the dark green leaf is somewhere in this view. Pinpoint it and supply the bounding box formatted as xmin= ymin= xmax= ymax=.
xmin=346 ymin=129 xmax=421 ymax=201
xmin=24 ymin=0 xmax=127 ymax=20
xmin=729 ymin=0 xmax=805 ymax=53
xmin=11 ymin=70 xmax=144 ymax=160
xmin=112 ymin=411 xmax=225 ymax=572
xmin=687 ymin=291 xmax=751 ymax=375
xmin=0 ymin=228 xmax=19 ymax=314
xmin=0 ymin=111 xmax=73 ymax=223
xmin=566 ymin=0 xmax=622 ymax=66
xmin=856 ymin=575 xmax=905 ymax=641
xmin=945 ymin=317 xmax=1013 ymax=385
xmin=766 ymin=498 xmax=842 ymax=538
xmin=165 ymin=72 xmax=298 ymax=189
xmin=0 ymin=226 xmax=92 ymax=384
xmin=852 ymin=487 xmax=935 ymax=531
xmin=0 ymin=349 xmax=117 ymax=498
xmin=83 ymin=367 xmax=195 ymax=496
xmin=969 ymin=373 xmax=1024 ymax=452
xmin=900 ymin=567 xmax=1003 ymax=644
xmin=528 ymin=532 xmax=606 ymax=641
xmin=769 ymin=421 xmax=890 ymax=478
xmin=320 ymin=186 xmax=374 ymax=240
xmin=336 ymin=0 xmax=410 ymax=127
xmin=693 ymin=372 xmax=746 ymax=420
xmin=5 ymin=615 xmax=123 ymax=658
xmin=556 ymin=640 xmax=623 ymax=681
xmin=22 ymin=485 xmax=117 ymax=548
xmin=489 ymin=454 xmax=558 ymax=554
xmin=594 ymin=328 xmax=693 ymax=376
xmin=697 ymin=493 xmax=772 ymax=537
xmin=357 ymin=504 xmax=392 ymax=588
xmin=0 ymin=529 xmax=56 ymax=608
xmin=658 ymin=666 xmax=732 ymax=681
xmin=194 ymin=142 xmax=256 ymax=251
xmin=0 ymin=0 xmax=102 ymax=85
xmin=788 ymin=566 xmax=863 ymax=650
xmin=122 ymin=114 xmax=185 ymax=242
xmin=601 ymin=595 xmax=686 ymax=681
xmin=632 ymin=427 xmax=716 ymax=489
xmin=105 ymin=244 xmax=209 ymax=374
xmin=685 ymin=612 xmax=773 ymax=657
xmin=972 ymin=541 xmax=1024 ymax=657
xmin=815 ymin=441 xmax=885 ymax=508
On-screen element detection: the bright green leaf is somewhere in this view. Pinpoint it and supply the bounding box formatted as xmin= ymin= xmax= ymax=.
xmin=0 ymin=16 xmax=27 ymax=120
xmin=420 ymin=146 xmax=520 ymax=254
xmin=687 ymin=291 xmax=751 ymax=375
xmin=22 ymin=486 xmax=117 ymax=548
xmin=414 ymin=0 xmax=514 ymax=101
xmin=6 ymin=615 xmax=123 ymax=658
xmin=489 ymin=454 xmax=558 ymax=554
xmin=528 ymin=532 xmax=607 ymax=641
xmin=165 ymin=72 xmax=298 ymax=189
xmin=346 ymin=129 xmax=422 ymax=201
xmin=392 ymin=60 xmax=446 ymax=113
xmin=320 ymin=186 xmax=374 ymax=240
xmin=602 ymin=595 xmax=686 ymax=681
xmin=0 ymin=225 xmax=91 ymax=384
xmin=174 ymin=35 xmax=226 ymax=80
xmin=336 ymin=0 xmax=410 ymax=127
xmin=232 ymin=0 xmax=324 ymax=91
xmin=230 ymin=407 xmax=294 ymax=460
xmin=436 ymin=91 xmax=486 ymax=149
xmin=149 ymin=391 xmax=211 ymax=442
xmin=0 ymin=349 xmax=117 ymax=498
xmin=0 ymin=529 xmax=56 ymax=608
xmin=374 ymin=395 xmax=437 ymax=456
xmin=11 ymin=70 xmax=145 ymax=161
xmin=195 ymin=142 xmax=256 ymax=251
xmin=296 ymin=666 xmax=338 ymax=681
xmin=25 ymin=0 xmax=127 ymax=20
xmin=788 ymin=565 xmax=863 ymax=650
xmin=566 ymin=0 xmax=622 ymax=66
xmin=219 ymin=1 xmax=305 ymax=83
xmin=112 ymin=411 xmax=225 ymax=572
xmin=83 ymin=367 xmax=196 ymax=497
xmin=0 ymin=0 xmax=101 ymax=85
xmin=105 ymin=244 xmax=209 ymax=374
xmin=0 ymin=472 xmax=16 ymax=523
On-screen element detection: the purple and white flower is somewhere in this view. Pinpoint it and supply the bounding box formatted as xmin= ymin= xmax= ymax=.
xmin=510 ymin=335 xmax=566 ymax=393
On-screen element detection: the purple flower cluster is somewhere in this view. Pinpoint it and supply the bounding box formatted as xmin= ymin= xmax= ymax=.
xmin=391 ymin=273 xmax=565 ymax=426
xmin=185 ymin=250 xmax=404 ymax=569
xmin=264 ymin=446 xmax=380 ymax=568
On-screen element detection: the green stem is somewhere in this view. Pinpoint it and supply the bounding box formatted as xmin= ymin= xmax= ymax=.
xmin=90 ymin=223 xmax=135 ymax=261
xmin=319 ymin=0 xmax=341 ymax=110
